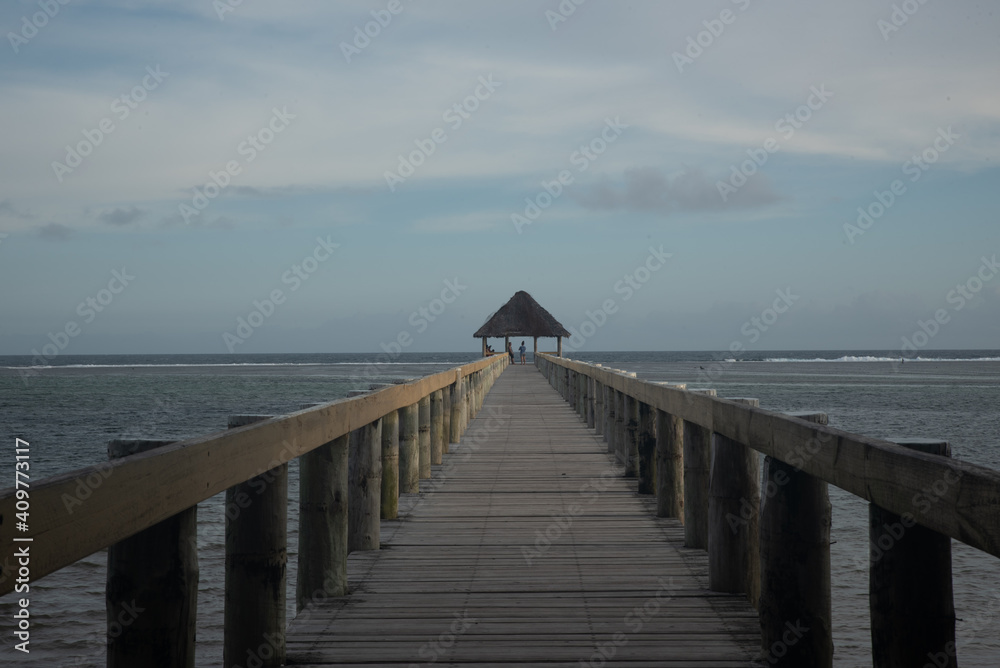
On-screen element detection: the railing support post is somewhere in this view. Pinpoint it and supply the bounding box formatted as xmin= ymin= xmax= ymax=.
xmin=106 ymin=439 xmax=198 ymax=668
xmin=760 ymin=412 xmax=832 ymax=667
xmin=380 ymin=410 xmax=399 ymax=519
xmin=656 ymin=408 xmax=684 ymax=518
xmin=683 ymin=389 xmax=716 ymax=549
xmin=442 ymin=385 xmax=452 ymax=454
xmin=594 ymin=380 xmax=604 ymax=436
xmin=399 ymin=403 xmax=420 ymax=493
xmin=870 ymin=439 xmax=957 ymax=668
xmin=449 ymin=379 xmax=462 ymax=444
xmin=298 ymin=433 xmax=348 ymax=607
xmin=430 ymin=389 xmax=444 ymax=465
xmin=623 ymin=393 xmax=638 ymax=477
xmin=636 ymin=402 xmax=655 ymax=494
xmin=418 ymin=396 xmax=431 ymax=478
xmin=223 ymin=416 xmax=286 ymax=668
xmin=708 ymin=397 xmax=760 ymax=607
xmin=348 ymin=419 xmax=382 ymax=552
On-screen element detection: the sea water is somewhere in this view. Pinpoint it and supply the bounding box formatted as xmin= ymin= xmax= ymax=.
xmin=1 ymin=351 xmax=998 ymax=666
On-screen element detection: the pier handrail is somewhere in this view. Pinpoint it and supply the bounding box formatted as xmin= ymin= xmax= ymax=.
xmin=0 ymin=354 xmax=506 ymax=597
xmin=538 ymin=353 xmax=1000 ymax=557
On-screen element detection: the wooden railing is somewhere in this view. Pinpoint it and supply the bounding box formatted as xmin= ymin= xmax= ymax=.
xmin=536 ymin=353 xmax=1000 ymax=668
xmin=0 ymin=353 xmax=508 ymax=667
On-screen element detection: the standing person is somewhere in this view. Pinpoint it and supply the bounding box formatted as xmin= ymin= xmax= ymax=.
xmin=507 ymin=341 xmax=514 ymax=364
xmin=518 ymin=341 xmax=527 ymax=365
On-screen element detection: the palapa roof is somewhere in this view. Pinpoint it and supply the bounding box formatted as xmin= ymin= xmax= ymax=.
xmin=474 ymin=291 xmax=571 ymax=339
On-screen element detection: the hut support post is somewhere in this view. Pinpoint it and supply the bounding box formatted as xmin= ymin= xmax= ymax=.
xmin=106 ymin=439 xmax=198 ymax=668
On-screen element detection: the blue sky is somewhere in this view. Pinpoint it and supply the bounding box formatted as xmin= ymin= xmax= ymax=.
xmin=1 ymin=0 xmax=998 ymax=355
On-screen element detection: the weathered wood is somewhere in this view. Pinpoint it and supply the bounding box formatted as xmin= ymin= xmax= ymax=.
xmin=449 ymin=379 xmax=462 ymax=444
xmin=430 ymin=390 xmax=444 ymax=465
xmin=442 ymin=384 xmax=451 ymax=454
xmin=398 ymin=404 xmax=419 ymax=494
xmin=656 ymin=408 xmax=684 ymax=518
xmin=224 ymin=415 xmax=286 ymax=668
xmin=348 ymin=420 xmax=382 ymax=552
xmin=380 ymin=410 xmax=399 ymax=520
xmin=871 ymin=439 xmax=956 ymax=668
xmin=615 ymin=390 xmax=627 ymax=466
xmin=760 ymin=412 xmax=832 ymax=667
xmin=106 ymin=439 xmax=197 ymax=668
xmin=684 ymin=389 xmax=716 ymax=550
xmin=298 ymin=434 xmax=348 ymax=607
xmin=594 ymin=380 xmax=604 ymax=436
xmin=586 ymin=376 xmax=595 ymax=429
xmin=623 ymin=393 xmax=638 ymax=477
xmin=605 ymin=384 xmax=615 ymax=454
xmin=636 ymin=402 xmax=656 ymax=494
xmin=418 ymin=396 xmax=431 ymax=479
xmin=708 ymin=398 xmax=760 ymax=605
xmin=0 ymin=355 xmax=506 ymax=594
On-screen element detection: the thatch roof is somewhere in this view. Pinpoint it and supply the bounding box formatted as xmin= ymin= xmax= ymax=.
xmin=474 ymin=291 xmax=570 ymax=338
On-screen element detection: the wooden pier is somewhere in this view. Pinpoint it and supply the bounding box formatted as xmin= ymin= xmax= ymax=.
xmin=3 ymin=352 xmax=1000 ymax=667
xmin=285 ymin=364 xmax=757 ymax=666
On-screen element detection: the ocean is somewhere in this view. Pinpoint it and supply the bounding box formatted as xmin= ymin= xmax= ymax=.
xmin=1 ymin=351 xmax=998 ymax=667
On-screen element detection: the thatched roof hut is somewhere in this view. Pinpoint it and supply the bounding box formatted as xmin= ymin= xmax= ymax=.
xmin=473 ymin=291 xmax=570 ymax=357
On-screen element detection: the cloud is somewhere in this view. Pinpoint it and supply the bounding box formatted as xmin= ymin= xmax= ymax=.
xmin=573 ymin=166 xmax=780 ymax=215
xmin=0 ymin=200 xmax=34 ymax=220
xmin=98 ymin=206 xmax=145 ymax=226
xmin=37 ymin=223 xmax=73 ymax=241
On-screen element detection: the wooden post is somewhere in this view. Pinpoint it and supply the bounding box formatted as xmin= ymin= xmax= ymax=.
xmin=442 ymin=385 xmax=451 ymax=454
xmin=683 ymin=389 xmax=716 ymax=550
xmin=348 ymin=419 xmax=382 ymax=552
xmin=870 ymin=439 xmax=956 ymax=668
xmin=418 ymin=395 xmax=431 ymax=478
xmin=656 ymin=408 xmax=684 ymax=518
xmin=430 ymin=389 xmax=444 ymax=465
xmin=636 ymin=402 xmax=655 ymax=494
xmin=297 ymin=433 xmax=348 ymax=608
xmin=223 ymin=416 xmax=286 ymax=668
xmin=533 ymin=337 xmax=538 ymax=356
xmin=398 ymin=404 xmax=420 ymax=494
xmin=557 ymin=336 xmax=562 ymax=357
xmin=594 ymin=380 xmax=604 ymax=436
xmin=449 ymin=379 xmax=462 ymax=444
xmin=380 ymin=410 xmax=399 ymax=520
xmin=106 ymin=439 xmax=198 ymax=668
xmin=708 ymin=397 xmax=760 ymax=605
xmin=605 ymin=386 xmax=616 ymax=455
xmin=760 ymin=412 xmax=832 ymax=667
xmin=623 ymin=394 xmax=638 ymax=478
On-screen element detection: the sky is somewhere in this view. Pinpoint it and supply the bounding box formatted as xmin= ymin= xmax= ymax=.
xmin=1 ymin=0 xmax=998 ymax=356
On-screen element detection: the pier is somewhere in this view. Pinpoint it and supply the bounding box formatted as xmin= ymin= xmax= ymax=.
xmin=3 ymin=354 xmax=1000 ymax=666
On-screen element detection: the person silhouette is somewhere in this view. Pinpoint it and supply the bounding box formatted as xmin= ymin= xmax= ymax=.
xmin=518 ymin=341 xmax=527 ymax=365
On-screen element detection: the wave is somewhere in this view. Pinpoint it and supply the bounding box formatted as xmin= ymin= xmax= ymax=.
xmin=758 ymin=356 xmax=1000 ymax=363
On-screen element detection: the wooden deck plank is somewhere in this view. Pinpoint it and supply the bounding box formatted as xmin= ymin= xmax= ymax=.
xmin=286 ymin=365 xmax=760 ymax=666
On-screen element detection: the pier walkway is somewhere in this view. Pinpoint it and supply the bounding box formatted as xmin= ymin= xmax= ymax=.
xmin=286 ymin=364 xmax=759 ymax=666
